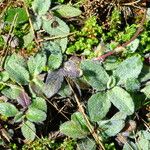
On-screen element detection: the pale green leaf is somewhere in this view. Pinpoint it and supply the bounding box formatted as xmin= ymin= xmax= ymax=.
xmin=27 ymin=53 xmax=46 ymax=76
xmin=125 ymin=78 xmax=140 ymax=92
xmin=14 ymin=112 xmax=24 ymax=123
xmin=0 ymin=102 xmax=18 ymax=117
xmin=141 ymin=84 xmax=150 ymax=99
xmin=21 ymin=120 xmax=36 ymax=142
xmin=126 ymin=38 xmax=140 ymax=53
xmin=77 ymin=138 xmax=96 ymax=150
xmin=23 ymin=28 xmax=34 ymax=47
xmin=32 ymin=0 xmax=51 ymax=16
xmin=88 ymin=92 xmax=111 ymax=122
xmin=30 ymin=97 xmax=47 ymax=112
xmin=107 ymin=86 xmax=134 ymax=115
xmin=5 ymin=54 xmax=29 ymax=85
xmin=113 ymin=55 xmax=143 ymax=85
xmin=26 ymin=107 xmax=46 ymax=123
xmin=42 ymin=16 xmax=70 ymax=36
xmin=53 ymin=4 xmax=82 ymax=18
xmin=71 ymin=112 xmax=89 ymax=131
xmin=48 ymin=53 xmax=62 ymax=70
xmin=81 ymin=60 xmax=109 ymax=90
xmin=60 ymin=112 xmax=89 ymax=139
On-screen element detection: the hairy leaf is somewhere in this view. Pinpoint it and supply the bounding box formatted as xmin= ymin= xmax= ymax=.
xmin=77 ymin=138 xmax=96 ymax=150
xmin=141 ymin=84 xmax=150 ymax=99
xmin=42 ymin=16 xmax=69 ymax=36
xmin=81 ymin=60 xmax=109 ymax=90
xmin=107 ymin=86 xmax=134 ymax=115
xmin=48 ymin=53 xmax=62 ymax=70
xmin=60 ymin=112 xmax=89 ymax=139
xmin=32 ymin=0 xmax=51 ymax=16
xmin=26 ymin=107 xmax=46 ymax=123
xmin=21 ymin=120 xmax=36 ymax=142
xmin=30 ymin=97 xmax=47 ymax=112
xmin=5 ymin=54 xmax=29 ymax=85
xmin=88 ymin=92 xmax=111 ymax=122
xmin=2 ymin=86 xmax=31 ymax=108
xmin=27 ymin=53 xmax=46 ymax=76
xmin=113 ymin=55 xmax=143 ymax=85
xmin=53 ymin=4 xmax=82 ymax=18
xmin=0 ymin=102 xmax=18 ymax=117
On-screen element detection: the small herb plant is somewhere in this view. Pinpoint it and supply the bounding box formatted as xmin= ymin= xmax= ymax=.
xmin=0 ymin=0 xmax=150 ymax=149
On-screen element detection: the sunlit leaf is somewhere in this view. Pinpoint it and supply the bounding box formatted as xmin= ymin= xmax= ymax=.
xmin=0 ymin=102 xmax=18 ymax=117
xmin=21 ymin=121 xmax=36 ymax=142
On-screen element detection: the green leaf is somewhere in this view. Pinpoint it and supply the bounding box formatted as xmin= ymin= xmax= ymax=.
xmin=21 ymin=121 xmax=36 ymax=142
xmin=0 ymin=102 xmax=18 ymax=117
xmin=27 ymin=53 xmax=46 ymax=76
xmin=0 ymin=71 xmax=9 ymax=82
xmin=26 ymin=107 xmax=46 ymax=123
xmin=113 ymin=55 xmax=143 ymax=85
xmin=107 ymin=76 xmax=116 ymax=89
xmin=58 ymin=82 xmax=72 ymax=97
xmin=77 ymin=138 xmax=96 ymax=150
xmin=88 ymin=92 xmax=111 ymax=122
xmin=123 ymin=141 xmax=138 ymax=150
xmin=33 ymin=16 xmax=43 ymax=30
xmin=48 ymin=53 xmax=62 ymax=70
xmin=53 ymin=4 xmax=82 ymax=18
xmin=98 ymin=120 xmax=125 ymax=137
xmin=60 ymin=121 xmax=88 ymax=139
xmin=14 ymin=112 xmax=24 ymax=123
xmin=107 ymin=86 xmax=134 ymax=115
xmin=4 ymin=8 xmax=28 ymax=24
xmin=71 ymin=112 xmax=89 ymax=131
xmin=98 ymin=112 xmax=126 ymax=137
xmin=125 ymin=78 xmax=140 ymax=92
xmin=23 ymin=28 xmax=34 ymax=47
xmin=30 ymin=97 xmax=47 ymax=112
xmin=60 ymin=112 xmax=89 ymax=139
xmin=81 ymin=60 xmax=109 ymax=90
xmin=42 ymin=16 xmax=70 ymax=36
xmin=5 ymin=54 xmax=29 ymax=85
xmin=138 ymin=138 xmax=150 ymax=150
xmin=126 ymin=38 xmax=140 ymax=53
xmin=32 ymin=0 xmax=51 ymax=16
xmin=141 ymin=84 xmax=150 ymax=99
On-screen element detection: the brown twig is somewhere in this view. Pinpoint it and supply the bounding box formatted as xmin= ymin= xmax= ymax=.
xmin=66 ymin=77 xmax=105 ymax=150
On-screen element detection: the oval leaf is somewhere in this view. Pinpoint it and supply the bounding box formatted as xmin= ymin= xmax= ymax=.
xmin=113 ymin=55 xmax=143 ymax=85
xmin=53 ymin=4 xmax=82 ymax=18
xmin=0 ymin=102 xmax=18 ymax=117
xmin=88 ymin=92 xmax=111 ymax=122
xmin=107 ymin=86 xmax=134 ymax=115
xmin=32 ymin=0 xmax=51 ymax=16
xmin=26 ymin=107 xmax=46 ymax=123
xmin=21 ymin=121 xmax=36 ymax=142
xmin=81 ymin=60 xmax=109 ymax=90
